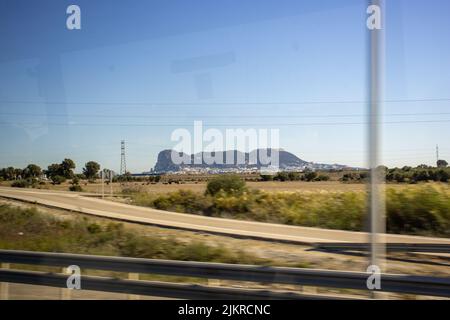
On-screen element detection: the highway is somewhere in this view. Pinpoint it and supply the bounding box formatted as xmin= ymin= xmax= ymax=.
xmin=1 ymin=187 xmax=450 ymax=245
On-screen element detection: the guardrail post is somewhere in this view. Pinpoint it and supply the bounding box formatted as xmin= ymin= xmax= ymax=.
xmin=127 ymin=273 xmax=140 ymax=300
xmin=0 ymin=263 xmax=10 ymax=300
xmin=60 ymin=267 xmax=72 ymax=300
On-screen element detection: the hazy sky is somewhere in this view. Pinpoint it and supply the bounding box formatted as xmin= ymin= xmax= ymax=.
xmin=1 ymin=0 xmax=449 ymax=173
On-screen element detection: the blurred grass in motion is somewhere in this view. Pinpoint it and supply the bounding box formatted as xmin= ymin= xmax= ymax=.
xmin=386 ymin=184 xmax=450 ymax=236
xmin=128 ymin=184 xmax=450 ymax=237
xmin=0 ymin=204 xmax=267 ymax=265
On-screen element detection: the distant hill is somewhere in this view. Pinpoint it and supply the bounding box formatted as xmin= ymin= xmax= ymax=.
xmin=153 ymin=149 xmax=351 ymax=173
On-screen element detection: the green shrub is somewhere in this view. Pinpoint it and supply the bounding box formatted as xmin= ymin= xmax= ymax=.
xmin=315 ymin=175 xmax=330 ymax=181
xmin=132 ymin=184 xmax=450 ymax=237
xmin=288 ymin=172 xmax=301 ymax=181
xmin=0 ymin=204 xmax=266 ymax=265
xmin=274 ymin=172 xmax=289 ymax=181
xmin=150 ymin=190 xmax=212 ymax=214
xmin=386 ymin=185 xmax=450 ymax=236
xmin=260 ymin=174 xmax=274 ymax=181
xmin=304 ymin=172 xmax=318 ymax=182
xmin=205 ymin=175 xmax=246 ymax=196
xmin=69 ymin=185 xmax=83 ymax=192
xmin=11 ymin=179 xmax=30 ymax=188
xmin=51 ymin=175 xmax=66 ymax=185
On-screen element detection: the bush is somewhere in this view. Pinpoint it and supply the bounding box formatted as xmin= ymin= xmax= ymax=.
xmin=205 ymin=175 xmax=246 ymax=196
xmin=51 ymin=175 xmax=66 ymax=185
xmin=315 ymin=175 xmax=330 ymax=181
xmin=0 ymin=204 xmax=266 ymax=265
xmin=152 ymin=190 xmax=212 ymax=214
xmin=386 ymin=185 xmax=450 ymax=236
xmin=288 ymin=172 xmax=301 ymax=181
xmin=274 ymin=172 xmax=289 ymax=182
xmin=131 ymin=184 xmax=450 ymax=237
xmin=11 ymin=179 xmax=30 ymax=188
xmin=69 ymin=185 xmax=83 ymax=192
xmin=304 ymin=172 xmax=318 ymax=182
xmin=260 ymin=174 xmax=274 ymax=181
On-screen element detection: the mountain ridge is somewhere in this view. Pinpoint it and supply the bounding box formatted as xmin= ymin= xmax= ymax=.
xmin=152 ymin=149 xmax=352 ymax=173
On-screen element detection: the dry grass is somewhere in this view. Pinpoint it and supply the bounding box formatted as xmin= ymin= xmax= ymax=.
xmin=21 ymin=180 xmax=446 ymax=195
xmin=2 ymin=198 xmax=449 ymax=278
xmin=3 ymin=180 xmax=368 ymax=194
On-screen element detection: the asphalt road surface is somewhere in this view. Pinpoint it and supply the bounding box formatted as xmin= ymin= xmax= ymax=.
xmin=1 ymin=187 xmax=449 ymax=245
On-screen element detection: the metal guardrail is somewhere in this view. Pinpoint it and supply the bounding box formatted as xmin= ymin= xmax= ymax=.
xmin=0 ymin=269 xmax=320 ymax=300
xmin=0 ymin=249 xmax=449 ymax=299
xmin=314 ymin=243 xmax=450 ymax=253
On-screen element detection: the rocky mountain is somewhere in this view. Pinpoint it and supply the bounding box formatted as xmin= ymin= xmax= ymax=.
xmin=153 ymin=149 xmax=349 ymax=173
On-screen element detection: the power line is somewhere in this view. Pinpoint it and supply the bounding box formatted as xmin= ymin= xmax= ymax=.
xmin=2 ymin=119 xmax=450 ymax=127
xmin=1 ymin=97 xmax=450 ymax=106
xmin=1 ymin=111 xmax=450 ymax=119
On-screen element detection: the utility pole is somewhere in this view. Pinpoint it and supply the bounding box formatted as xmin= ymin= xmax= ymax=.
xmin=436 ymin=144 xmax=439 ymax=164
xmin=368 ymin=0 xmax=386 ymax=299
xmin=101 ymin=170 xmax=104 ymax=199
xmin=110 ymin=170 xmax=113 ymax=197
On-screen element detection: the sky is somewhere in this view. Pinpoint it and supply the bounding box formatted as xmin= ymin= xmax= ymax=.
xmin=0 ymin=0 xmax=450 ymax=173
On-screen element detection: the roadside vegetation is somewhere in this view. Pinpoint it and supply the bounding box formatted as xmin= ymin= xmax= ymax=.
xmin=0 ymin=204 xmax=267 ymax=265
xmin=124 ymin=175 xmax=450 ymax=238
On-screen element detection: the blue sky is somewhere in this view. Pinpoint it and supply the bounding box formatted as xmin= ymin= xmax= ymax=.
xmin=0 ymin=0 xmax=449 ymax=173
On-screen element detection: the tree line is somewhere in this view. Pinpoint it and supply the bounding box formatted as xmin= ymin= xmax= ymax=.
xmin=0 ymin=159 xmax=103 ymax=186
xmin=341 ymin=163 xmax=449 ymax=183
xmin=257 ymin=161 xmax=449 ymax=183
xmin=260 ymin=171 xmax=330 ymax=182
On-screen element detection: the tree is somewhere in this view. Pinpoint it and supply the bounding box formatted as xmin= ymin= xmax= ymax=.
xmin=60 ymin=158 xmax=76 ymax=178
xmin=437 ymin=159 xmax=448 ymax=168
xmin=45 ymin=159 xmax=76 ymax=180
xmin=23 ymin=164 xmax=42 ymax=179
xmin=0 ymin=167 xmax=16 ymax=180
xmin=412 ymin=170 xmax=429 ymax=182
xmin=83 ymin=161 xmax=100 ymax=181
xmin=45 ymin=163 xmax=61 ymax=179
xmin=436 ymin=169 xmax=450 ymax=182
xmin=13 ymin=168 xmax=23 ymax=180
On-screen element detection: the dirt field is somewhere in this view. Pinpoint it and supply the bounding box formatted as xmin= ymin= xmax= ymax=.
xmin=1 ymin=180 xmax=370 ymax=195
xmin=4 ymin=180 xmax=443 ymax=196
